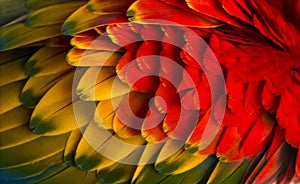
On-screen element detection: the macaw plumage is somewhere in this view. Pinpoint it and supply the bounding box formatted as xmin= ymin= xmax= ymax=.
xmin=0 ymin=0 xmax=299 ymax=183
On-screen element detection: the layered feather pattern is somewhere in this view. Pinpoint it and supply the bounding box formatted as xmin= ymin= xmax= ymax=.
xmin=0 ymin=0 xmax=299 ymax=183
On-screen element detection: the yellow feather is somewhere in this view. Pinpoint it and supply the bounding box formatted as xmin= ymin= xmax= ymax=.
xmin=0 ymin=80 xmax=26 ymax=115
xmin=0 ymin=23 xmax=62 ymax=51
xmin=0 ymin=57 xmax=27 ymax=86
xmin=25 ymin=1 xmax=86 ymax=27
xmin=77 ymin=67 xmax=130 ymax=101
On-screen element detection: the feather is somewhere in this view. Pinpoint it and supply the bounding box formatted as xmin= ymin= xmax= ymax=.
xmin=0 ymin=56 xmax=27 ymax=87
xmin=62 ymin=5 xmax=127 ymax=36
xmin=186 ymin=0 xmax=242 ymax=26
xmin=127 ymin=0 xmax=220 ymax=28
xmin=67 ymin=48 xmax=122 ymax=67
xmin=77 ymin=67 xmax=129 ymax=101
xmin=25 ymin=2 xmax=85 ymax=27
xmin=70 ymin=29 xmax=121 ymax=50
xmin=219 ymin=0 xmax=252 ymax=24
xmin=0 ymin=80 xmax=26 ymax=115
xmin=86 ymin=0 xmax=135 ymax=14
xmin=0 ymin=23 xmax=61 ymax=51
xmin=25 ymin=47 xmax=72 ymax=77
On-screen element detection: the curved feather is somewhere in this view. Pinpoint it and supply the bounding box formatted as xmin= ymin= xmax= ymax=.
xmin=38 ymin=166 xmax=101 ymax=184
xmin=25 ymin=47 xmax=72 ymax=77
xmin=67 ymin=48 xmax=122 ymax=66
xmin=29 ymin=71 xmax=93 ymax=135
xmin=0 ymin=106 xmax=32 ymax=132
xmin=0 ymin=152 xmax=63 ymax=181
xmin=127 ymin=0 xmax=220 ymax=28
xmin=25 ymin=1 xmax=86 ymax=27
xmin=0 ymin=57 xmax=27 ymax=87
xmin=0 ymin=133 xmax=69 ymax=168
xmin=77 ymin=67 xmax=130 ymax=101
xmin=21 ymin=73 xmax=69 ymax=108
xmin=0 ymin=80 xmax=26 ymax=115
xmin=0 ymin=23 xmax=62 ymax=51
xmin=62 ymin=5 xmax=127 ymax=36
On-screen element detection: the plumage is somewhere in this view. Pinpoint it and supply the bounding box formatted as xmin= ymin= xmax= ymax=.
xmin=0 ymin=0 xmax=299 ymax=183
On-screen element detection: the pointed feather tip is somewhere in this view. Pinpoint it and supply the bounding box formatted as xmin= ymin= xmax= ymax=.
xmin=61 ymin=21 xmax=77 ymax=36
xmin=75 ymin=156 xmax=99 ymax=171
xmin=217 ymin=154 xmax=229 ymax=162
xmin=185 ymin=143 xmax=200 ymax=154
xmin=64 ymin=153 xmax=76 ymax=166
xmin=26 ymin=66 xmax=41 ymax=77
xmin=30 ymin=116 xmax=41 ymax=129
xmin=75 ymin=163 xmax=90 ymax=172
xmin=30 ymin=116 xmax=49 ymax=134
xmin=25 ymin=60 xmax=41 ymax=77
xmin=86 ymin=4 xmax=96 ymax=13
xmin=21 ymin=90 xmax=39 ymax=108
xmin=127 ymin=9 xmax=135 ymax=17
xmin=127 ymin=9 xmax=137 ymax=22
xmin=154 ymin=162 xmax=179 ymax=175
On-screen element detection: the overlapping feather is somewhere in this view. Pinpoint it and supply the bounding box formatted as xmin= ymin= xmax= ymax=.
xmin=0 ymin=0 xmax=299 ymax=183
